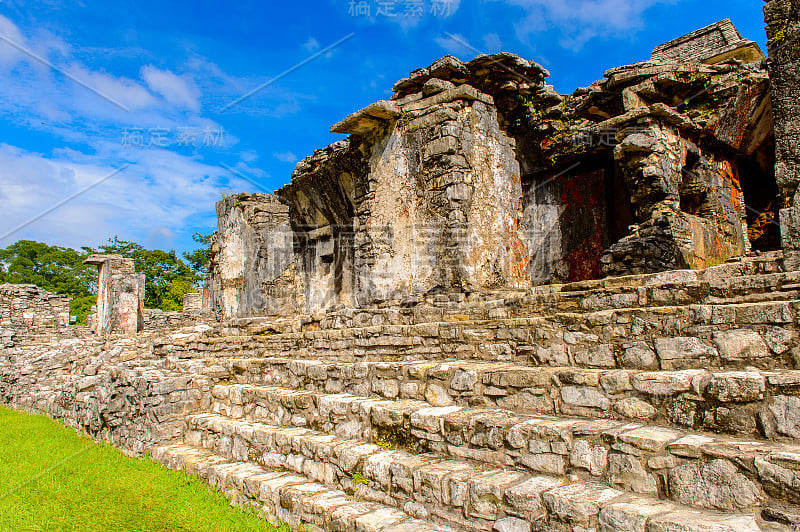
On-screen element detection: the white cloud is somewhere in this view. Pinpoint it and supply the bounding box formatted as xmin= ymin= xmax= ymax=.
xmin=141 ymin=65 xmax=201 ymax=111
xmin=273 ymin=151 xmax=298 ymax=163
xmin=0 ymin=143 xmax=231 ymax=250
xmin=497 ymin=0 xmax=677 ymax=50
xmin=0 ymin=15 xmax=27 ymax=66
xmin=68 ymin=62 xmax=159 ymax=111
xmin=303 ymin=37 xmax=320 ymax=52
xmin=240 ymin=150 xmax=259 ymax=163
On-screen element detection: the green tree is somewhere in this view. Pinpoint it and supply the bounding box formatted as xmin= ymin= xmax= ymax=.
xmin=182 ymin=233 xmax=212 ymax=282
xmin=0 ymin=235 xmax=212 ymax=321
xmin=96 ymin=237 xmax=197 ymax=311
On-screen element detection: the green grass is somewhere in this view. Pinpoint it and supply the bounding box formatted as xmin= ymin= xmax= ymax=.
xmin=0 ymin=406 xmax=287 ymax=532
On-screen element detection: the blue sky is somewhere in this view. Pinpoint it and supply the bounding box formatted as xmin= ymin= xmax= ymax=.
xmin=0 ymin=0 xmax=767 ymax=255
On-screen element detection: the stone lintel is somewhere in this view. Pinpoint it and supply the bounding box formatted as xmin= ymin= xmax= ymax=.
xmin=83 ymin=253 xmax=125 ymax=266
xmin=703 ymin=41 xmax=765 ymax=65
xmin=400 ymin=84 xmax=494 ymax=113
xmin=330 ymin=100 xmax=401 ymax=135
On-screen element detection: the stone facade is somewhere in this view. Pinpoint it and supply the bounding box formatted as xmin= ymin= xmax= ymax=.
xmin=652 ymin=19 xmax=765 ymax=64
xmin=3 ymin=256 xmax=800 ymax=531
xmin=0 ymin=284 xmax=78 ymax=346
xmin=210 ymin=21 xmax=778 ymax=319
xmin=84 ymin=254 xmax=145 ymax=335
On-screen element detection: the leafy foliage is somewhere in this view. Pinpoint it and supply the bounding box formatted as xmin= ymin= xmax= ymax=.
xmin=0 ymin=240 xmax=96 ymax=324
xmin=182 ymin=233 xmax=212 ymax=280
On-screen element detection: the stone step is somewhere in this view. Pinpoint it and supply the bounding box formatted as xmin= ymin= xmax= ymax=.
xmin=205 ymin=383 xmax=800 ymax=514
xmin=158 ymin=300 xmax=799 ymax=372
xmin=151 ymin=443 xmax=456 ymax=532
xmin=218 ymin=258 xmax=790 ymax=335
xmin=182 ymin=413 xmax=790 ymax=531
xmin=318 ymin=271 xmax=800 ymax=330
xmin=201 ymin=359 xmax=800 ymax=440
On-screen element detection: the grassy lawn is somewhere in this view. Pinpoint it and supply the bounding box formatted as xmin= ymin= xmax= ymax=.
xmin=0 ymin=406 xmax=286 ymax=532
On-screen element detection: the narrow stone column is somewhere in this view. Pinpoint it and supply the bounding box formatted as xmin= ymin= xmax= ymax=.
xmin=765 ymin=0 xmax=800 ymax=269
xmin=83 ymin=254 xmax=144 ymax=335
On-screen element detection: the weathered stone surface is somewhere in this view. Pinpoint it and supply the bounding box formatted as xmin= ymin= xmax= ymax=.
xmin=209 ymin=194 xmax=298 ymax=319
xmin=608 ymin=454 xmax=658 ymax=495
xmin=542 ymin=483 xmax=624 ymax=526
xmin=622 ymin=342 xmax=659 ymax=370
xmin=646 ymin=509 xmax=762 ymax=532
xmin=504 ymin=476 xmax=563 ymax=519
xmin=0 ymin=284 xmax=76 ymax=346
xmin=667 ymin=459 xmax=764 ymax=511
xmin=769 ymin=395 xmax=800 ymax=438
xmin=614 ymin=397 xmax=657 ymax=420
xmin=712 ymin=330 xmax=769 ymax=362
xmin=84 ymin=255 xmax=145 ymax=335
xmin=560 ymin=385 xmax=611 ymax=411
xmin=707 ymin=372 xmax=765 ymax=402
xmin=655 ymin=338 xmax=718 ymax=370
xmin=492 ymin=516 xmax=529 ymax=532
xmin=571 ymin=440 xmax=609 ymax=476
xmin=598 ymin=497 xmax=676 ymax=532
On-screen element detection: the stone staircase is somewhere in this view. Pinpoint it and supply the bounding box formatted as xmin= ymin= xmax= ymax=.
xmin=147 ymin=258 xmax=800 ymax=531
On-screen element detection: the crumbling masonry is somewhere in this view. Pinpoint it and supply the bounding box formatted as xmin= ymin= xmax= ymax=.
xmin=209 ymin=19 xmax=783 ymax=320
xmin=3 ymin=11 xmax=800 ymax=532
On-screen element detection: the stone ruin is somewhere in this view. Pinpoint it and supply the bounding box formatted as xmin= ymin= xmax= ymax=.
xmin=651 ymin=19 xmax=765 ymax=65
xmin=0 ymin=284 xmax=79 ymax=347
xmin=3 ymin=8 xmax=800 ymax=532
xmin=207 ymin=18 xmax=786 ymax=320
xmin=83 ymin=254 xmax=145 ymax=335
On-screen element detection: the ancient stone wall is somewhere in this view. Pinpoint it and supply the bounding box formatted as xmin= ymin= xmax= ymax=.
xmin=519 ymin=59 xmax=775 ymax=278
xmin=765 ymin=0 xmax=800 ymax=270
xmin=142 ymin=308 xmax=207 ymax=331
xmin=206 ymin=19 xmax=783 ymax=320
xmin=209 ymin=193 xmax=300 ymax=319
xmin=2 ymin=255 xmax=800 ymax=531
xmin=0 ymin=284 xmax=78 ymax=347
xmin=0 ymin=333 xmax=209 ymax=455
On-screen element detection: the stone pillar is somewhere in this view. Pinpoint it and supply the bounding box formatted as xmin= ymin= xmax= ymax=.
xmin=209 ymin=193 xmax=299 ymax=319
xmin=765 ymin=0 xmax=800 ymax=269
xmin=83 ymin=254 xmax=144 ymax=335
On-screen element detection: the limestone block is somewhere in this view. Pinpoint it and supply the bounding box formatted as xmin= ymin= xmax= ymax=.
xmin=667 ymin=459 xmax=764 ymax=511
xmin=607 ymin=453 xmax=658 ymax=495
xmin=613 ymin=397 xmax=657 ymax=420
xmin=706 ymin=372 xmax=765 ymax=402
xmin=504 ymin=476 xmax=563 ymax=520
xmin=769 ymin=395 xmax=800 ymax=438
xmin=621 ymin=342 xmax=659 ymax=370
xmin=654 ymin=337 xmax=718 ymax=370
xmin=712 ymin=329 xmax=769 ymax=362
xmin=541 ymin=483 xmax=624 ymax=527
